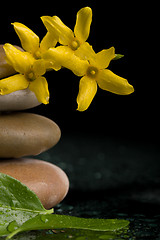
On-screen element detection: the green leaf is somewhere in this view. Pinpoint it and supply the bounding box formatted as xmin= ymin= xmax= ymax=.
xmin=6 ymin=214 xmax=129 ymax=239
xmin=113 ymin=54 xmax=124 ymax=60
xmin=0 ymin=173 xmax=53 ymax=236
xmin=0 ymin=173 xmax=129 ymax=240
xmin=6 ymin=228 xmax=129 ymax=240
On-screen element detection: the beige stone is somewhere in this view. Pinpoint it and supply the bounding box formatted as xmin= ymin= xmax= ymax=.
xmin=0 ymin=44 xmax=23 ymax=79
xmin=0 ymin=113 xmax=61 ymax=158
xmin=0 ymin=158 xmax=69 ymax=209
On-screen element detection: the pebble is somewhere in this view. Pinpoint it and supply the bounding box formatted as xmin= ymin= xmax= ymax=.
xmin=0 ymin=44 xmax=41 ymax=111
xmin=0 ymin=112 xmax=61 ymax=158
xmin=0 ymin=158 xmax=69 ymax=209
xmin=0 ymin=88 xmax=41 ymax=111
xmin=0 ymin=44 xmax=22 ymax=79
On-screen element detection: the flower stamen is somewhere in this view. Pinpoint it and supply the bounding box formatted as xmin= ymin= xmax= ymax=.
xmin=87 ymin=66 xmax=98 ymax=78
xmin=70 ymin=40 xmax=80 ymax=51
xmin=34 ymin=50 xmax=41 ymax=59
xmin=26 ymin=72 xmax=36 ymax=82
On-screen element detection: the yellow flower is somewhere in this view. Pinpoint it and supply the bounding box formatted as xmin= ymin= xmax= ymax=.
xmin=41 ymin=7 xmax=92 ymax=53
xmin=11 ymin=22 xmax=61 ymax=70
xmin=43 ymin=43 xmax=134 ymax=111
xmin=0 ymin=43 xmax=49 ymax=104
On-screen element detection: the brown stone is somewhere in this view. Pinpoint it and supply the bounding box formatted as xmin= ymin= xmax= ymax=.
xmin=0 ymin=158 xmax=69 ymax=209
xmin=0 ymin=113 xmax=61 ymax=158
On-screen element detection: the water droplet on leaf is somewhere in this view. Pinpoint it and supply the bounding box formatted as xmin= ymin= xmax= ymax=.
xmin=0 ymin=222 xmax=5 ymax=226
xmin=11 ymin=199 xmax=19 ymax=208
xmin=7 ymin=220 xmax=19 ymax=233
xmin=40 ymin=215 xmax=49 ymax=223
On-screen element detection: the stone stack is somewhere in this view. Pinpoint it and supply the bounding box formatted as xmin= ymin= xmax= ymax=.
xmin=0 ymin=47 xmax=69 ymax=209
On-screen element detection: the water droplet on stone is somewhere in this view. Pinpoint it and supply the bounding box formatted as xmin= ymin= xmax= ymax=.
xmin=7 ymin=221 xmax=19 ymax=233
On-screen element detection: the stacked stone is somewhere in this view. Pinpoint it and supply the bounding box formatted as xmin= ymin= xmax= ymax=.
xmin=0 ymin=45 xmax=69 ymax=210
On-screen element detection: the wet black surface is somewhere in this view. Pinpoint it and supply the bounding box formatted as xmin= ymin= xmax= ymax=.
xmin=36 ymin=134 xmax=160 ymax=239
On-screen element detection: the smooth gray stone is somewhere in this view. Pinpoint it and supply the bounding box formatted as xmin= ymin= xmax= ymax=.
xmin=0 ymin=88 xmax=41 ymax=111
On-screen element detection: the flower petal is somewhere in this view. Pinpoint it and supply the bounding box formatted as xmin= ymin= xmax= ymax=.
xmin=29 ymin=76 xmax=49 ymax=104
xmin=0 ymin=74 xmax=29 ymax=95
xmin=3 ymin=44 xmax=34 ymax=74
xmin=77 ymin=76 xmax=97 ymax=111
xmin=43 ymin=59 xmax=62 ymax=71
xmin=97 ymin=69 xmax=134 ymax=95
xmin=33 ymin=59 xmax=46 ymax=77
xmin=74 ymin=7 xmax=92 ymax=43
xmin=96 ymin=47 xmax=115 ymax=69
xmin=43 ymin=46 xmax=89 ymax=76
xmin=12 ymin=22 xmax=40 ymax=54
xmin=40 ymin=32 xmax=57 ymax=53
xmin=75 ymin=42 xmax=96 ymax=63
xmin=41 ymin=16 xmax=74 ymax=45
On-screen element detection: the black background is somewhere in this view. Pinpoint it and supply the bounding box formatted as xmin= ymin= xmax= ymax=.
xmin=1 ymin=2 xmax=160 ymax=238
xmin=1 ymin=0 xmax=159 ymax=144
